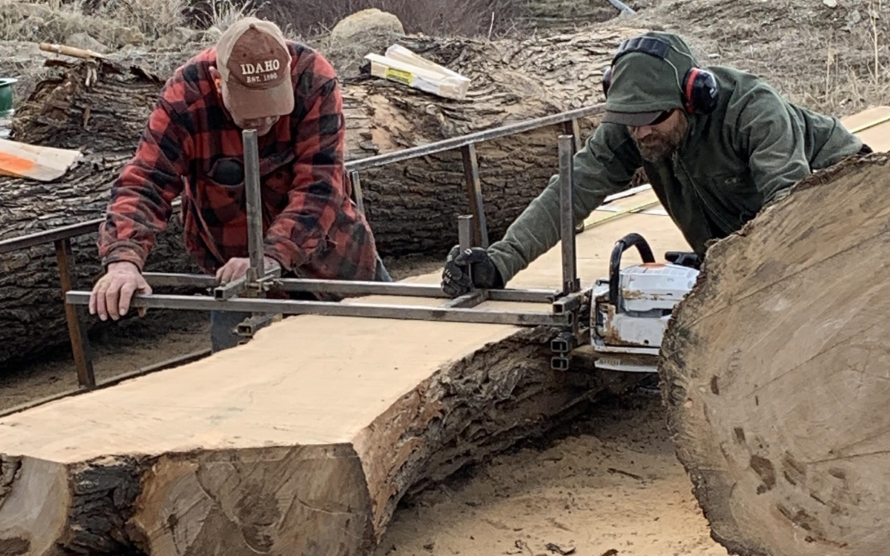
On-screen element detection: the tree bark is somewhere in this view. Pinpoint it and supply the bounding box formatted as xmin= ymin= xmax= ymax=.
xmin=0 ymin=28 xmax=637 ymax=366
xmin=0 ymin=153 xmax=200 ymax=365
xmin=659 ymin=154 xmax=890 ymax=556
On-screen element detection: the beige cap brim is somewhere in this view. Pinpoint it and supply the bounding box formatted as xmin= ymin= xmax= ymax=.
xmin=227 ymin=77 xmax=295 ymax=120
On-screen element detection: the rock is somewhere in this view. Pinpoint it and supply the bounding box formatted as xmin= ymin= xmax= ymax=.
xmin=822 ymin=0 xmax=837 ymax=6
xmin=13 ymin=3 xmax=53 ymax=19
xmin=155 ymin=26 xmax=195 ymax=49
xmin=11 ymin=16 xmax=45 ymax=39
xmin=117 ymin=26 xmax=145 ymax=46
xmin=65 ymin=32 xmax=109 ymax=54
xmin=203 ymin=25 xmax=224 ymax=42
xmin=330 ymin=9 xmax=404 ymax=46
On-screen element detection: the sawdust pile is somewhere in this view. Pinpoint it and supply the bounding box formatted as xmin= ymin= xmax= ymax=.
xmin=376 ymin=391 xmax=726 ymax=556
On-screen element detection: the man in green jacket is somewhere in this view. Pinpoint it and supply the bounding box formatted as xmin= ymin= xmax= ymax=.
xmin=441 ymin=31 xmax=870 ymax=297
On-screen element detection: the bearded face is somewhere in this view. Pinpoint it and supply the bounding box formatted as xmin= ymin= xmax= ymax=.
xmin=629 ymin=109 xmax=689 ymax=162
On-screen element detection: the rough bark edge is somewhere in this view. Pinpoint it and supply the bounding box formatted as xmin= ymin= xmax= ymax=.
xmin=657 ymin=153 xmax=890 ymax=556
xmin=62 ymin=456 xmax=154 ymax=555
xmin=356 ymin=324 xmax=643 ymax=541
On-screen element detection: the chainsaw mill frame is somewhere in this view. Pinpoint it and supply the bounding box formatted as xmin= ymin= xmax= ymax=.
xmin=63 ymin=131 xmax=591 ymax=374
xmin=0 ymin=104 xmax=614 ymax=396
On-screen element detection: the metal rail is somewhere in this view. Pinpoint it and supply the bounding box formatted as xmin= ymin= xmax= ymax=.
xmin=65 ymin=291 xmax=572 ymax=327
xmin=142 ymin=272 xmax=560 ymax=302
xmin=345 ymin=104 xmax=603 ymax=172
xmin=2 ymin=105 xmax=603 ymax=388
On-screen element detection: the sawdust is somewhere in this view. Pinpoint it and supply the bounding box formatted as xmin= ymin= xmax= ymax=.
xmin=375 ymin=391 xmax=727 ymax=556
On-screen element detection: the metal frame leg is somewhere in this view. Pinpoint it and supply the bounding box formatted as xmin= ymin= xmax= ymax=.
xmin=55 ymin=238 xmax=95 ymax=388
xmin=243 ymin=129 xmax=265 ymax=286
xmin=563 ymin=119 xmax=586 ymax=234
xmin=460 ymin=143 xmax=490 ymax=248
xmin=563 ymin=118 xmax=583 ymax=153
xmin=350 ymin=170 xmax=366 ymax=214
xmin=558 ymin=135 xmax=580 ymax=295
xmin=443 ymin=215 xmax=490 ymax=309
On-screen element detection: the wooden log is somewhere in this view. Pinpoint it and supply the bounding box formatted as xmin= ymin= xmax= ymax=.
xmin=0 ymin=154 xmax=199 ymax=365
xmin=659 ymin=154 xmax=890 ymax=556
xmin=0 ymin=28 xmax=642 ymax=366
xmin=0 ymin=199 xmax=690 ymax=555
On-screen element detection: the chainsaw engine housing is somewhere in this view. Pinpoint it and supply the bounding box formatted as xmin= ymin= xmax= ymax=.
xmin=591 ymin=256 xmax=699 ymax=372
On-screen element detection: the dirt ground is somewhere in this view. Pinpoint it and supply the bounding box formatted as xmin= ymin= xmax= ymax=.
xmin=375 ymin=390 xmax=727 ymax=556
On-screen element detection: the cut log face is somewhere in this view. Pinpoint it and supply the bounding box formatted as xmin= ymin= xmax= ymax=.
xmin=659 ymin=155 xmax=890 ymax=556
xmin=0 ymin=200 xmax=691 ymax=555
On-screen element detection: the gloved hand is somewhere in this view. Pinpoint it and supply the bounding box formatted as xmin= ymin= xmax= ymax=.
xmin=441 ymin=245 xmax=504 ymax=298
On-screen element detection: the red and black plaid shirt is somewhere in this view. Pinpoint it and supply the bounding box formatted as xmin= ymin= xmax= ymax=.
xmin=98 ymin=41 xmax=379 ymax=281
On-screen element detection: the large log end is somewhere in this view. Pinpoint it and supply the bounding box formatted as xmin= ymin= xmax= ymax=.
xmin=659 ymin=154 xmax=890 ymax=556
xmin=132 ymin=446 xmax=373 ymax=555
xmin=0 ymin=456 xmax=69 ymax=556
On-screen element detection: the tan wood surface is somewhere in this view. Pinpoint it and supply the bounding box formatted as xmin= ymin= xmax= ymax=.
xmin=841 ymin=106 xmax=890 ymax=152
xmin=660 ymin=155 xmax=890 ymax=556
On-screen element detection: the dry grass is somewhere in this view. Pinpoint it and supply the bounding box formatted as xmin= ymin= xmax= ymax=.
xmin=250 ymin=0 xmax=524 ymax=39
xmin=0 ymin=0 xmax=189 ymax=46
xmin=790 ymin=14 xmax=889 ymax=117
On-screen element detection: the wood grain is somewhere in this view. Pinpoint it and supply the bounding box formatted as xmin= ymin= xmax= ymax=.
xmin=659 ymin=154 xmax=890 ymax=556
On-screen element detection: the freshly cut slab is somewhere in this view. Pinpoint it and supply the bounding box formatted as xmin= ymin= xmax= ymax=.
xmin=659 ymin=154 xmax=890 ymax=556
xmin=0 ymin=203 xmax=689 ymax=555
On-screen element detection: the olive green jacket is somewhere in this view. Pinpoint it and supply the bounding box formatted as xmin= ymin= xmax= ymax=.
xmin=488 ymin=67 xmax=864 ymax=285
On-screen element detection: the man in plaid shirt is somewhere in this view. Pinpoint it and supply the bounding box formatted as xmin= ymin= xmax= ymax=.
xmin=89 ymin=17 xmax=389 ymax=351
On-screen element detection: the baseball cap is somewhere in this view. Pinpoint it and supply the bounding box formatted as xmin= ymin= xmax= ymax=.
xmin=603 ymin=35 xmax=695 ymax=126
xmin=216 ymin=17 xmax=295 ymax=120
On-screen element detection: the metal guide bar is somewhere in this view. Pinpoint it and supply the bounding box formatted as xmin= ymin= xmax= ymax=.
xmin=142 ymin=273 xmax=560 ymax=303
xmin=558 ymin=135 xmax=580 ymax=295
xmin=346 ymin=104 xmax=604 ymax=172
xmin=243 ymin=129 xmax=265 ymax=285
xmin=65 ymin=292 xmax=573 ymax=327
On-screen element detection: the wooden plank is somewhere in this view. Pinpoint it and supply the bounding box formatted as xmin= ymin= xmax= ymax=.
xmin=0 ymin=197 xmax=689 ymax=555
xmin=841 ymin=105 xmax=890 ymax=133
xmin=0 ymin=138 xmax=83 ymax=181
xmin=842 ymin=106 xmax=890 ymax=152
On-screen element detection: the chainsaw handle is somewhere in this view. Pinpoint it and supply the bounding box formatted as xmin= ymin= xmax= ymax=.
xmin=609 ymin=233 xmax=655 ymax=307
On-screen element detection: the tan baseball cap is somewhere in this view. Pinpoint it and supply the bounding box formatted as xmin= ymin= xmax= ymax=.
xmin=216 ymin=17 xmax=294 ymax=120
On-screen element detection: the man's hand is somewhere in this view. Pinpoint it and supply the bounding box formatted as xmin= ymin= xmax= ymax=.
xmin=441 ymin=246 xmax=503 ymax=298
xmin=89 ymin=261 xmax=152 ymax=321
xmin=215 ymin=256 xmax=281 ymax=285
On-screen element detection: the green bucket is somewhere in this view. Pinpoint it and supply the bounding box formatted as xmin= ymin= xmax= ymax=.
xmin=0 ymin=78 xmax=18 ymax=118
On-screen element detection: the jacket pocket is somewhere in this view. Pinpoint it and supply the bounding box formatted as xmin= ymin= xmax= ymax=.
xmin=709 ymin=172 xmax=761 ymax=224
xmin=196 ymin=157 xmax=246 ymax=224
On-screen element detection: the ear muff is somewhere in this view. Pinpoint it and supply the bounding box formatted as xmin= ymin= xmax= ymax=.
xmin=682 ymin=67 xmax=719 ymax=115
xmin=602 ymin=36 xmax=719 ymax=116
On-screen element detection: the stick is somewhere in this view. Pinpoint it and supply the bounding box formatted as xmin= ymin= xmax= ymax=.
xmin=606 ymin=0 xmax=636 ymax=15
xmin=39 ymin=43 xmax=106 ymax=60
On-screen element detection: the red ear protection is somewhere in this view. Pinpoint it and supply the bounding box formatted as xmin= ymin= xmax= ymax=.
xmin=602 ymin=36 xmax=719 ymax=116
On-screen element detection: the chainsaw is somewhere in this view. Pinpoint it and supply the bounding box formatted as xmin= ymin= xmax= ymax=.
xmin=588 ymin=233 xmax=700 ymax=373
